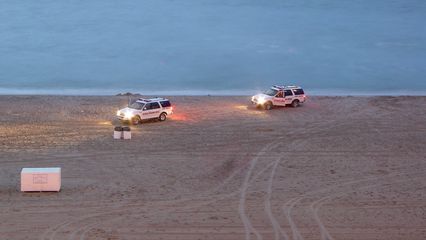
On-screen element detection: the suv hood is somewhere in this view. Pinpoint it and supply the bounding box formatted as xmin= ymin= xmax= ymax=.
xmin=119 ymin=107 xmax=138 ymax=113
xmin=117 ymin=107 xmax=141 ymax=120
xmin=252 ymin=93 xmax=273 ymax=103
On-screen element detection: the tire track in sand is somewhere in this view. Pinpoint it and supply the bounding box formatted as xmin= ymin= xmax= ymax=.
xmin=239 ymin=138 xmax=299 ymax=240
xmin=282 ymin=172 xmax=402 ymax=240
xmin=240 ymin=121 xmax=335 ymax=240
xmin=239 ymin=141 xmax=280 ymax=240
xmin=310 ymin=170 xmax=426 ymax=240
xmin=264 ymin=157 xmax=289 ymax=240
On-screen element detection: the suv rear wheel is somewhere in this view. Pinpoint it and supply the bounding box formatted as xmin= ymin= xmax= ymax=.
xmin=291 ymin=100 xmax=300 ymax=108
xmin=159 ymin=112 xmax=167 ymax=121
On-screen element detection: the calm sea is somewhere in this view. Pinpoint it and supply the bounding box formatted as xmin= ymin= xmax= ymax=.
xmin=0 ymin=0 xmax=425 ymax=95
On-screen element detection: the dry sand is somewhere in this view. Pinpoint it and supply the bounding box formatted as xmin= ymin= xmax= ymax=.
xmin=0 ymin=95 xmax=425 ymax=240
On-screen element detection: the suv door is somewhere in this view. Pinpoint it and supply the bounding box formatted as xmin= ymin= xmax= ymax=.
xmin=284 ymin=90 xmax=294 ymax=104
xmin=273 ymin=91 xmax=286 ymax=106
xmin=141 ymin=102 xmax=161 ymax=119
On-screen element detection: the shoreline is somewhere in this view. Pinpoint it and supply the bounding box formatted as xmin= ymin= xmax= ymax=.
xmin=1 ymin=88 xmax=426 ymax=96
xmin=1 ymin=93 xmax=426 ymax=97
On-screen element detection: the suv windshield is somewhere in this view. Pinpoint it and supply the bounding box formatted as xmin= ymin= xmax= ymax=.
xmin=264 ymin=89 xmax=278 ymax=96
xmin=129 ymin=102 xmax=145 ymax=110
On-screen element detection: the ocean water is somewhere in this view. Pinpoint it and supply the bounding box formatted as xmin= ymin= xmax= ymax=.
xmin=0 ymin=0 xmax=425 ymax=95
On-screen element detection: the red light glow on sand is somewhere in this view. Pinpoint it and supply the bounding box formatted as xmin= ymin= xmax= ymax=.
xmin=97 ymin=121 xmax=111 ymax=125
xmin=170 ymin=113 xmax=191 ymax=122
xmin=234 ymin=105 xmax=267 ymax=116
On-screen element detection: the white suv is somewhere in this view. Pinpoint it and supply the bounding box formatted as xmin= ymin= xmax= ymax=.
xmin=251 ymin=85 xmax=306 ymax=110
xmin=116 ymin=97 xmax=173 ymax=124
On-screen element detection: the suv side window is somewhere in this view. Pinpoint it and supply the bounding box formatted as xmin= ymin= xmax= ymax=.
xmin=284 ymin=90 xmax=293 ymax=96
xmin=293 ymin=88 xmax=304 ymax=95
xmin=160 ymin=101 xmax=171 ymax=108
xmin=151 ymin=102 xmax=160 ymax=109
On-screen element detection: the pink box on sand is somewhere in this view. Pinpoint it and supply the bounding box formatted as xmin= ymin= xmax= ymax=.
xmin=21 ymin=168 xmax=61 ymax=192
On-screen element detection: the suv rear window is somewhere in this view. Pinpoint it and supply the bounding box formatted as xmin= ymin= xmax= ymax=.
xmin=293 ymin=88 xmax=304 ymax=95
xmin=160 ymin=101 xmax=171 ymax=108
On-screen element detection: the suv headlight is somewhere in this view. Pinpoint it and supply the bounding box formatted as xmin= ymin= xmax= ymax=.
xmin=124 ymin=112 xmax=134 ymax=119
xmin=116 ymin=110 xmax=121 ymax=116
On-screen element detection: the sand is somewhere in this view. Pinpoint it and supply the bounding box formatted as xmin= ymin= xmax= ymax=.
xmin=0 ymin=95 xmax=425 ymax=240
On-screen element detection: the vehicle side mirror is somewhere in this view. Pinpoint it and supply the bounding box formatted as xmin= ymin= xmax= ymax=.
xmin=143 ymin=107 xmax=148 ymax=111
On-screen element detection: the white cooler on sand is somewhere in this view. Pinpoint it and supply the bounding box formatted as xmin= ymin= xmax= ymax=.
xmin=21 ymin=168 xmax=61 ymax=192
xmin=113 ymin=126 xmax=123 ymax=139
xmin=122 ymin=126 xmax=131 ymax=140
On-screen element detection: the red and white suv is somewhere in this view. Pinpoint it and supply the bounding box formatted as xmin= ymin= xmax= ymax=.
xmin=116 ymin=97 xmax=173 ymax=124
xmin=251 ymin=85 xmax=306 ymax=110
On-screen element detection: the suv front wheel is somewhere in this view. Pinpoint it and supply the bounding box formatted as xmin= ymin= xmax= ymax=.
xmin=131 ymin=115 xmax=141 ymax=125
xmin=264 ymin=102 xmax=273 ymax=110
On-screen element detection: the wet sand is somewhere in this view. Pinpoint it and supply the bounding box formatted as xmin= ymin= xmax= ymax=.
xmin=0 ymin=95 xmax=425 ymax=240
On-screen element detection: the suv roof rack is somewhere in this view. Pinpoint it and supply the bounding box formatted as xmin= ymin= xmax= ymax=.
xmin=274 ymin=85 xmax=292 ymax=90
xmin=272 ymin=85 xmax=283 ymax=89
xmin=137 ymin=97 xmax=168 ymax=102
xmin=272 ymin=85 xmax=301 ymax=90
xmin=149 ymin=97 xmax=166 ymax=100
